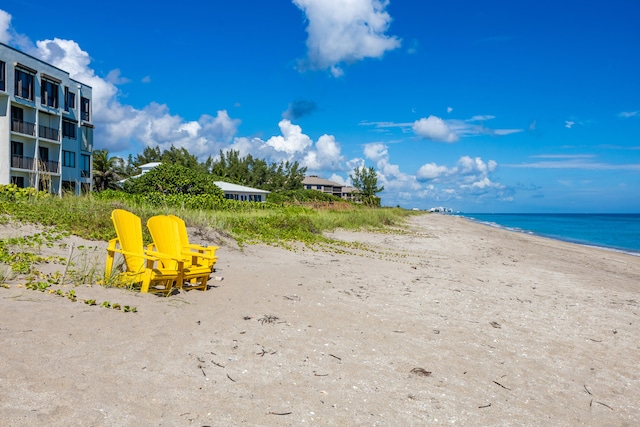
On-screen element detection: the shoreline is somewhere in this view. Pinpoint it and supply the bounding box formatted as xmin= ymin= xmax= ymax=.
xmin=458 ymin=213 xmax=640 ymax=257
xmin=1 ymin=214 xmax=639 ymax=425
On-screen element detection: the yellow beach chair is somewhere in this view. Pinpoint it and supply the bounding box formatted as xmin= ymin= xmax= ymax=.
xmin=168 ymin=214 xmax=219 ymax=272
xmin=105 ymin=209 xmax=182 ymax=295
xmin=147 ymin=215 xmax=212 ymax=291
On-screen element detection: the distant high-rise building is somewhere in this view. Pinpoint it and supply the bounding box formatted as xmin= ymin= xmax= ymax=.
xmin=0 ymin=42 xmax=93 ymax=195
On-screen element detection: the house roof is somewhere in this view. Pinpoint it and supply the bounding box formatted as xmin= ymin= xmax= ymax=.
xmin=139 ymin=162 xmax=162 ymax=170
xmin=302 ymin=176 xmax=344 ymax=187
xmin=214 ymin=181 xmax=270 ymax=194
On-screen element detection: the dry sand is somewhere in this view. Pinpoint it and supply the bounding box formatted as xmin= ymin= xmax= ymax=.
xmin=1 ymin=214 xmax=639 ymax=426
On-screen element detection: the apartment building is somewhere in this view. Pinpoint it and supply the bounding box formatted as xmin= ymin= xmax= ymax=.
xmin=302 ymin=175 xmax=359 ymax=201
xmin=0 ymin=42 xmax=93 ymax=195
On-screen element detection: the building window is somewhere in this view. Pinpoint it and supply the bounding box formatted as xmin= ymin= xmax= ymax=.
xmin=39 ymin=146 xmax=49 ymax=162
xmin=62 ymin=119 xmax=77 ymax=139
xmin=41 ymin=79 xmax=59 ymax=108
xmin=0 ymin=61 xmax=5 ymax=91
xmin=15 ymin=68 xmax=35 ymax=101
xmin=11 ymin=176 xmax=25 ymax=188
xmin=64 ymin=87 xmax=75 ymax=111
xmin=81 ymin=97 xmax=90 ymax=121
xmin=63 ymin=150 xmax=76 ymax=168
xmin=81 ymin=125 xmax=93 ymax=152
xmin=12 ymin=141 xmax=24 ymax=157
xmin=81 ymin=154 xmax=91 ymax=177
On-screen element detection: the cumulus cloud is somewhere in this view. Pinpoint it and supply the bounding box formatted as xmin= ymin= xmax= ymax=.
xmin=292 ymin=0 xmax=401 ymax=77
xmin=0 ymin=9 xmax=10 ymax=43
xmin=416 ymin=163 xmax=454 ymax=180
xmin=4 ymin=32 xmax=240 ymax=158
xmin=415 ymin=156 xmax=504 ymax=199
xmin=412 ymin=116 xmax=460 ymax=143
xmin=362 ymin=143 xmax=420 ymax=192
xmin=265 ymin=120 xmax=313 ymax=155
xmin=412 ymin=114 xmax=523 ymax=142
xmin=303 ymin=134 xmax=344 ymax=170
xmin=363 ymin=143 xmax=388 ymax=161
xmin=283 ymin=99 xmax=317 ymax=120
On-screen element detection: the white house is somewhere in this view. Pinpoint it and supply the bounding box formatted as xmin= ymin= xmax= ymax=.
xmin=214 ymin=181 xmax=269 ymax=202
xmin=0 ymin=42 xmax=93 ymax=195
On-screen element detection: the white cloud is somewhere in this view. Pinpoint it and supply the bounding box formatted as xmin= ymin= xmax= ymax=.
xmin=265 ymin=120 xmax=313 ymax=155
xmin=619 ymin=111 xmax=638 ymax=118
xmin=412 ymin=114 xmax=523 ymax=142
xmin=6 ymin=33 xmax=241 ymax=158
xmin=106 ymin=69 xmax=131 ymax=85
xmin=363 ymin=142 xmax=388 ymax=161
xmin=303 ymin=134 xmax=344 ymax=170
xmin=416 ymin=163 xmax=454 ymax=180
xmin=0 ymin=9 xmax=10 ymax=43
xmin=565 ymin=120 xmax=575 ymax=129
xmin=447 ymin=107 xmax=453 ymax=113
xmin=292 ymin=0 xmax=401 ymax=76
xmin=505 ymin=154 xmax=640 ymax=171
xmin=412 ymin=116 xmax=459 ymax=143
xmin=328 ymin=173 xmax=347 ymax=185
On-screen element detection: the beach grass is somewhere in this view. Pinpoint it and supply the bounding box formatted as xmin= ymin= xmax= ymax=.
xmin=0 ymin=187 xmax=419 ymax=246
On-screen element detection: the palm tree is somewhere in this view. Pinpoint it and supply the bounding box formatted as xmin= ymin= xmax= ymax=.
xmin=92 ymin=149 xmax=124 ymax=191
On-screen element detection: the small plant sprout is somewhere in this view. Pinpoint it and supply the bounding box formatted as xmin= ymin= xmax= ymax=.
xmin=123 ymin=306 xmax=137 ymax=313
xmin=112 ymin=303 xmax=121 ymax=310
xmin=101 ymin=301 xmax=111 ymax=308
xmin=84 ymin=299 xmax=97 ymax=306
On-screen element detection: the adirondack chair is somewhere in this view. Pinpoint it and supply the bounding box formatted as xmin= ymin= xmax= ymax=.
xmin=146 ymin=215 xmax=212 ymax=291
xmin=105 ymin=209 xmax=182 ymax=295
xmin=168 ymin=214 xmax=219 ymax=272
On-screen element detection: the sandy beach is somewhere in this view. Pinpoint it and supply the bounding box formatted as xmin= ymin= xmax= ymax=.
xmin=1 ymin=214 xmax=639 ymax=426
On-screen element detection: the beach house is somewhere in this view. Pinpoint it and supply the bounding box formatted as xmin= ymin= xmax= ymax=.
xmin=0 ymin=42 xmax=94 ymax=195
xmin=214 ymin=181 xmax=270 ymax=202
xmin=302 ymin=175 xmax=359 ymax=201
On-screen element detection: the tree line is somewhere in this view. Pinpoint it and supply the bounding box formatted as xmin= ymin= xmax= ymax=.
xmin=92 ymin=145 xmax=307 ymax=193
xmin=92 ymin=145 xmax=384 ymax=204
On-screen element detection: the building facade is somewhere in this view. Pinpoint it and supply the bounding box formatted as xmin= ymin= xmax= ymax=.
xmin=0 ymin=42 xmax=93 ymax=195
xmin=302 ymin=175 xmax=359 ymax=201
xmin=214 ymin=181 xmax=270 ymax=202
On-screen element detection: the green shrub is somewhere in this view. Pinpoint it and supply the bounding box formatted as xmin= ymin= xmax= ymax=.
xmin=123 ymin=163 xmax=223 ymax=197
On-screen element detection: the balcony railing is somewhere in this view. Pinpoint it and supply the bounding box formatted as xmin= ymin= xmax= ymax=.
xmin=11 ymin=155 xmax=35 ymax=170
xmin=39 ymin=125 xmax=60 ymax=141
xmin=11 ymin=119 xmax=36 ymax=136
xmin=40 ymin=160 xmax=60 ymax=174
xmin=80 ymin=170 xmax=90 ymax=178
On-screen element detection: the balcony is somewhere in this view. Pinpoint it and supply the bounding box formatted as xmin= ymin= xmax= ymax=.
xmin=40 ymin=159 xmax=60 ymax=174
xmin=38 ymin=124 xmax=60 ymax=141
xmin=11 ymin=118 xmax=36 ymax=136
xmin=80 ymin=170 xmax=90 ymax=178
xmin=11 ymin=155 xmax=35 ymax=170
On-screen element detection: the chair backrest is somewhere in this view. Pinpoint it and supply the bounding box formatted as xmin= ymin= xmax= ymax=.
xmin=147 ymin=215 xmax=183 ymax=269
xmin=168 ymin=214 xmax=190 ymax=246
xmin=111 ymin=209 xmax=146 ymax=273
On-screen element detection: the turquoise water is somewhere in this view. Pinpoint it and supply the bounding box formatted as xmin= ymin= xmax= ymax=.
xmin=460 ymin=214 xmax=640 ymax=256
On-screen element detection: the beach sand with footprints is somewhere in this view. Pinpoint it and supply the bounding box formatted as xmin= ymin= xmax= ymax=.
xmin=1 ymin=214 xmax=639 ymax=426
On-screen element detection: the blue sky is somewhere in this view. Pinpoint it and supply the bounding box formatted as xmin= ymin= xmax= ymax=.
xmin=2 ymin=1 xmax=639 ymax=212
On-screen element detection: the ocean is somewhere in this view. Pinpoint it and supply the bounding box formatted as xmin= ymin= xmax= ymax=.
xmin=460 ymin=213 xmax=640 ymax=256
